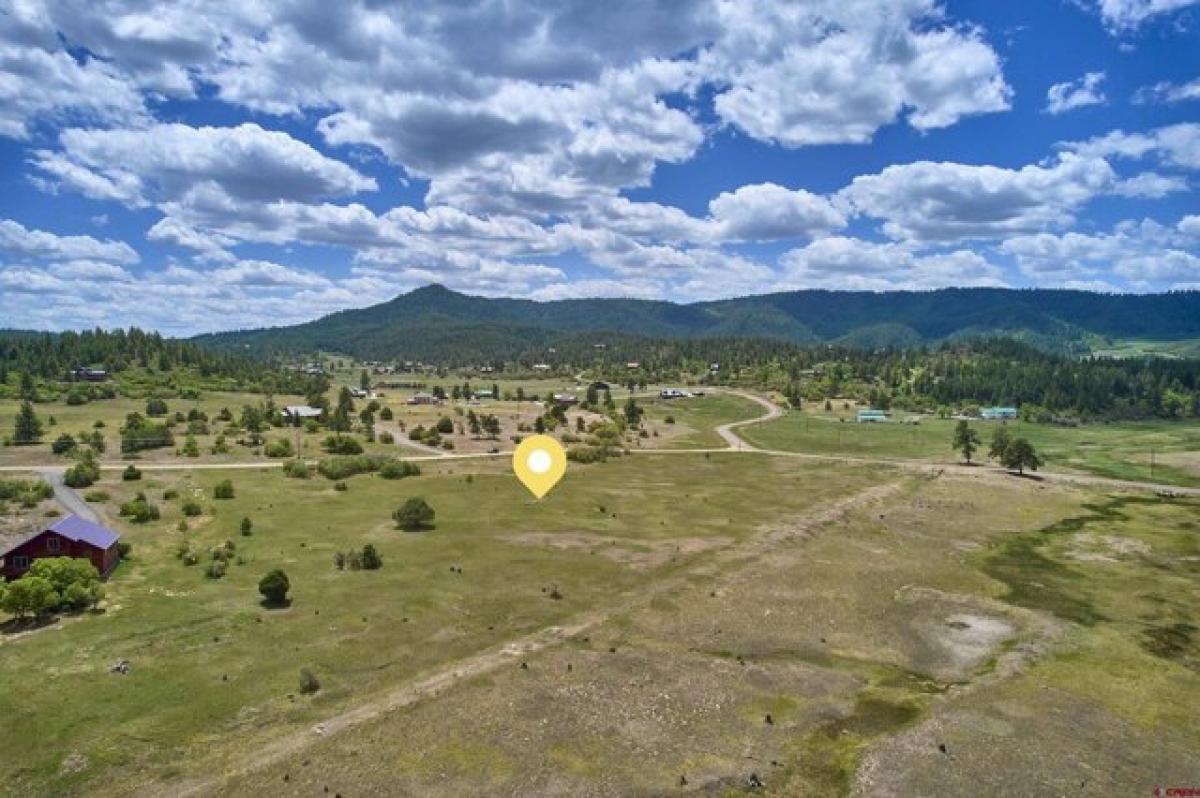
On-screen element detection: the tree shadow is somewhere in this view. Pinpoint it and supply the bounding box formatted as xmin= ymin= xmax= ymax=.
xmin=259 ymin=597 xmax=293 ymax=610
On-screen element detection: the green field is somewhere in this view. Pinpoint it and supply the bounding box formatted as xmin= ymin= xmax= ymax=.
xmin=739 ymin=407 xmax=1200 ymax=487
xmin=0 ymin=453 xmax=884 ymax=796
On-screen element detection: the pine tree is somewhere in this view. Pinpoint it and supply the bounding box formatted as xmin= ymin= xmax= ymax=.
xmin=13 ymin=400 xmax=43 ymax=444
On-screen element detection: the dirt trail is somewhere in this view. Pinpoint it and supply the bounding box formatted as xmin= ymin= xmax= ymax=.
xmin=37 ymin=467 xmax=99 ymax=522
xmin=158 ymin=476 xmax=909 ymax=798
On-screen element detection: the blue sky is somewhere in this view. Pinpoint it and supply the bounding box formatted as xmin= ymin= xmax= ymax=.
xmin=0 ymin=0 xmax=1198 ymax=335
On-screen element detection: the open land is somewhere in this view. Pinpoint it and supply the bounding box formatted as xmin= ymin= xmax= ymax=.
xmin=0 ymin=380 xmax=1198 ymax=796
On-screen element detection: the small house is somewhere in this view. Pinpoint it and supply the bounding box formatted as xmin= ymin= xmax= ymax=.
xmin=532 ymin=363 xmax=551 ymax=371
xmin=349 ymin=388 xmax=369 ymax=399
xmin=284 ymin=405 xmax=324 ymax=425
xmin=981 ymin=406 xmax=1018 ymax=420
xmin=626 ymin=361 xmax=640 ymax=369
xmin=553 ymin=393 xmax=579 ymax=406
xmin=659 ymin=388 xmax=689 ymax=400
xmin=72 ymin=367 xmax=108 ymax=382
xmin=407 ymin=393 xmax=440 ymax=405
xmin=589 ymin=381 xmax=610 ymax=391
xmin=1 ymin=515 xmax=121 ymax=581
xmin=856 ymin=409 xmax=889 ymax=423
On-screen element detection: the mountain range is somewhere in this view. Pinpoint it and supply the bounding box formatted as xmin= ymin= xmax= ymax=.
xmin=193 ymin=285 xmax=1200 ymax=361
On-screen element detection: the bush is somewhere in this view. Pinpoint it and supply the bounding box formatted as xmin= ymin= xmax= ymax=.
xmin=63 ymin=454 xmax=101 ymax=488
xmin=51 ymin=433 xmax=77 ymax=455
xmin=361 ymin=543 xmax=382 ymax=570
xmin=0 ymin=478 xmax=53 ymax=507
xmin=435 ymin=416 xmax=454 ymax=434
xmin=240 ymin=517 xmax=253 ymax=536
xmin=213 ymin=479 xmax=235 ymax=499
xmin=323 ymin=435 xmax=363 ymax=455
xmin=205 ymin=560 xmax=227 ymax=579
xmin=163 ymin=488 xmax=179 ymax=500
xmin=334 ymin=481 xmax=348 ymax=492
xmin=298 ymin=668 xmax=320 ymax=694
xmin=264 ymin=438 xmax=294 ymax=458
xmin=122 ymin=464 xmax=142 ymax=481
xmin=378 ymin=431 xmax=395 ymax=444
xmin=182 ymin=499 xmax=203 ymax=516
xmin=145 ymin=398 xmax=169 ymax=417
xmin=118 ymin=495 xmax=160 ymax=523
xmin=317 ymin=454 xmax=401 ymax=480
xmin=393 ymin=497 xmax=435 ymax=531
xmin=379 ymin=407 xmax=394 ymax=421
xmin=378 ymin=460 xmax=421 ymax=480
xmin=117 ymin=541 xmax=132 ymax=559
xmin=259 ymin=569 xmax=290 ymax=606
xmin=283 ymin=459 xmax=311 ymax=479
xmin=664 ymin=415 xmax=676 ymax=424
xmin=181 ymin=435 xmax=200 ymax=457
xmin=84 ymin=490 xmax=109 ymax=503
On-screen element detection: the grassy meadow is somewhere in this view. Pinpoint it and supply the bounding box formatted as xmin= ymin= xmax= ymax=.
xmin=739 ymin=404 xmax=1200 ymax=487
xmin=0 ymin=452 xmax=885 ymax=796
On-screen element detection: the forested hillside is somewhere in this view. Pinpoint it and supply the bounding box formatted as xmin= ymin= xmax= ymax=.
xmin=194 ymin=285 xmax=1200 ymax=359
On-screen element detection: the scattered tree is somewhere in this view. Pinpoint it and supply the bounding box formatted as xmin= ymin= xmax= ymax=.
xmin=213 ymin=479 xmax=235 ymax=499
xmin=13 ymin=401 xmax=43 ymax=444
xmin=988 ymin=424 xmax=1012 ymax=462
xmin=259 ymin=569 xmax=291 ymax=606
xmin=393 ymin=497 xmax=435 ymax=531
xmin=952 ymin=420 xmax=981 ymax=464
xmin=1001 ymin=438 xmax=1043 ymax=475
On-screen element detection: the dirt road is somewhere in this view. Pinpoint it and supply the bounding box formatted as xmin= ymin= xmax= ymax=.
xmin=36 ymin=467 xmax=99 ymax=522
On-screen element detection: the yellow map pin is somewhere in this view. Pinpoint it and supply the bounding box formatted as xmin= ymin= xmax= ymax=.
xmin=513 ymin=434 xmax=567 ymax=499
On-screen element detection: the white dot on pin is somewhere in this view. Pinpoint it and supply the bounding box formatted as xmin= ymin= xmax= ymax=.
xmin=528 ymin=449 xmax=552 ymax=474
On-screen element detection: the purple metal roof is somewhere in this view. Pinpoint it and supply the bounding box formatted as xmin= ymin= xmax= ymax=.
xmin=48 ymin=515 xmax=120 ymax=549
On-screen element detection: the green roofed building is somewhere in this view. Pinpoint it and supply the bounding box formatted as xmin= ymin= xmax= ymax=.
xmin=981 ymin=406 xmax=1018 ymax=420
xmin=856 ymin=409 xmax=889 ymax=423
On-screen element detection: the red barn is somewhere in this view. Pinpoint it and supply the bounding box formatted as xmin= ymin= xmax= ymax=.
xmin=0 ymin=515 xmax=121 ymax=581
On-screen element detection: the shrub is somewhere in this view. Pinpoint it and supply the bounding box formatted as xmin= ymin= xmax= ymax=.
xmin=334 ymin=481 xmax=348 ymax=492
xmin=379 ymin=407 xmax=394 ymax=421
xmin=213 ymin=479 xmax=235 ymax=499
xmin=317 ymin=454 xmax=401 ymax=480
xmin=435 ymin=416 xmax=454 ymax=434
xmin=205 ymin=560 xmax=227 ymax=579
xmin=182 ymin=499 xmax=203 ymax=516
xmin=122 ymin=464 xmax=142 ymax=481
xmin=378 ymin=460 xmax=421 ymax=480
xmin=664 ymin=415 xmax=675 ymax=424
xmin=181 ymin=435 xmax=200 ymax=457
xmin=84 ymin=490 xmax=109 ymax=503
xmin=283 ymin=459 xmax=311 ymax=479
xmin=298 ymin=668 xmax=320 ymax=694
xmin=323 ymin=435 xmax=363 ymax=455
xmin=119 ymin=495 xmax=160 ymax=523
xmin=378 ymin=431 xmax=395 ymax=444
xmin=240 ymin=517 xmax=253 ymax=536
xmin=51 ymin=433 xmax=77 ymax=455
xmin=163 ymin=488 xmax=179 ymax=500
xmin=393 ymin=497 xmax=435 ymax=531
xmin=259 ymin=569 xmax=290 ymax=606
xmin=181 ymin=550 xmax=199 ymax=566
xmin=264 ymin=438 xmax=294 ymax=458
xmin=117 ymin=541 xmax=132 ymax=559
xmin=145 ymin=398 xmax=169 ymax=417
xmin=0 ymin=479 xmax=53 ymax=507
xmin=566 ymin=445 xmax=612 ymax=464
xmin=361 ymin=543 xmax=383 ymax=570
xmin=63 ymin=454 xmax=101 ymax=488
